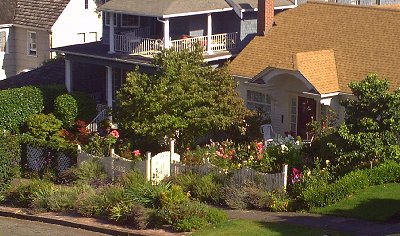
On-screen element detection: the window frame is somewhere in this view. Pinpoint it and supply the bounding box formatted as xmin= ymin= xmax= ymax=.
xmin=246 ymin=90 xmax=272 ymax=121
xmin=27 ymin=31 xmax=37 ymax=57
xmin=0 ymin=30 xmax=7 ymax=53
xmin=120 ymin=14 xmax=140 ymax=28
xmin=104 ymin=12 xmax=117 ymax=26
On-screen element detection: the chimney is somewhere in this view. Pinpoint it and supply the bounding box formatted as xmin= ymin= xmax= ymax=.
xmin=257 ymin=0 xmax=274 ymax=36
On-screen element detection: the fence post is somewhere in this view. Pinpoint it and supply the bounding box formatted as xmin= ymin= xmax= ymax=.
xmin=170 ymin=139 xmax=175 ymax=163
xmin=283 ymin=164 xmax=288 ymax=192
xmin=146 ymin=152 xmax=151 ymax=182
xmin=109 ymin=148 xmax=115 ymax=181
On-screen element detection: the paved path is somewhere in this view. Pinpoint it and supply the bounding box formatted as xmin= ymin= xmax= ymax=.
xmin=0 ymin=216 xmax=109 ymax=236
xmin=226 ymin=209 xmax=400 ymax=236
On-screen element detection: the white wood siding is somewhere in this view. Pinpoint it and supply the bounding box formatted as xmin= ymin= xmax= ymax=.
xmin=51 ymin=0 xmax=102 ymax=48
xmin=0 ymin=27 xmax=16 ymax=80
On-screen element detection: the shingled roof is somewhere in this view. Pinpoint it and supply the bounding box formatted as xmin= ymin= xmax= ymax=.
xmin=229 ymin=2 xmax=400 ymax=94
xmin=12 ymin=0 xmax=70 ymax=29
xmin=0 ymin=0 xmax=17 ymax=25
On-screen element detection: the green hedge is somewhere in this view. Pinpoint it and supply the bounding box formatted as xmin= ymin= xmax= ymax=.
xmin=71 ymin=92 xmax=97 ymax=123
xmin=0 ymin=86 xmax=44 ymax=132
xmin=54 ymin=94 xmax=78 ymax=128
xmin=39 ymin=85 xmax=67 ymax=114
xmin=298 ymin=161 xmax=400 ymax=209
xmin=0 ymin=135 xmax=21 ymax=196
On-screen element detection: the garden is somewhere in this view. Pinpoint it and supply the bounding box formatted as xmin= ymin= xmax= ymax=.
xmin=0 ymin=48 xmax=399 ymax=234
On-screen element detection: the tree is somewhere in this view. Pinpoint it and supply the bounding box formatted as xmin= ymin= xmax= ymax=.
xmin=330 ymin=74 xmax=400 ymax=174
xmin=115 ymin=47 xmax=250 ymax=149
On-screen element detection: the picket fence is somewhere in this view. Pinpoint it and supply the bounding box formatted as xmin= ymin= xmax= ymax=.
xmin=77 ymin=141 xmax=288 ymax=191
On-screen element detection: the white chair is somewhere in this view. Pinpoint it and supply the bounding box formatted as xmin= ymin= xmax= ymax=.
xmin=260 ymin=124 xmax=276 ymax=145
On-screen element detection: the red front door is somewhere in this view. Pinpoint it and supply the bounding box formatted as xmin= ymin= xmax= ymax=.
xmin=297 ymin=96 xmax=316 ymax=140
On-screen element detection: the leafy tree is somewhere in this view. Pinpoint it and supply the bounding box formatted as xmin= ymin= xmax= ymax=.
xmin=330 ymin=74 xmax=400 ymax=174
xmin=115 ymin=48 xmax=250 ymax=149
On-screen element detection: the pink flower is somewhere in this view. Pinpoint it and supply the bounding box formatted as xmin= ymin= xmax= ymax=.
xmin=133 ymin=149 xmax=141 ymax=157
xmin=291 ymin=168 xmax=302 ymax=184
xmin=256 ymin=142 xmax=264 ymax=152
xmin=110 ymin=130 xmax=119 ymax=139
xmin=216 ymin=150 xmax=223 ymax=157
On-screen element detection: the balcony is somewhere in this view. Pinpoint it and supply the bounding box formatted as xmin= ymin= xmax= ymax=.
xmin=113 ymin=31 xmax=238 ymax=57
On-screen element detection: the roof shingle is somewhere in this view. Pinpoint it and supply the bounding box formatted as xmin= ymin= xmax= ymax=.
xmin=0 ymin=0 xmax=17 ymax=25
xmin=229 ymin=2 xmax=400 ymax=93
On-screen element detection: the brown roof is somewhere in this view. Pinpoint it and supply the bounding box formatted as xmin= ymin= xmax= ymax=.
xmin=13 ymin=0 xmax=70 ymax=29
xmin=0 ymin=0 xmax=16 ymax=25
xmin=229 ymin=2 xmax=400 ymax=93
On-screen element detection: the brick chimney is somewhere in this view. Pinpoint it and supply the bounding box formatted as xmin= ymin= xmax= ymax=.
xmin=257 ymin=0 xmax=274 ymax=36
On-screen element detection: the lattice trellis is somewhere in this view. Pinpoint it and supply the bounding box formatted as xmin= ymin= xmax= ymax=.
xmin=56 ymin=152 xmax=71 ymax=173
xmin=27 ymin=146 xmax=45 ymax=171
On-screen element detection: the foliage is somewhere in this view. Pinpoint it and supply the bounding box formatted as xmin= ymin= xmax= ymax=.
xmin=68 ymin=160 xmax=108 ymax=186
xmin=25 ymin=114 xmax=63 ymax=140
xmin=59 ymin=120 xmax=90 ymax=145
xmin=293 ymin=161 xmax=400 ymax=209
xmin=82 ymin=130 xmax=121 ymax=157
xmin=0 ymin=86 xmax=44 ymax=132
xmin=0 ymin=135 xmax=21 ymax=196
xmin=109 ymin=201 xmax=153 ymax=229
xmin=115 ymin=47 xmax=250 ymax=149
xmin=54 ymin=94 xmax=78 ymax=128
xmin=38 ymin=84 xmax=67 ymax=114
xmin=6 ymin=178 xmax=54 ymax=207
xmin=70 ymin=91 xmax=97 ymax=123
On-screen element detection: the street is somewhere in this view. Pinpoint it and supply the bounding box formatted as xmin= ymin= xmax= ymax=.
xmin=0 ymin=216 xmax=110 ymax=236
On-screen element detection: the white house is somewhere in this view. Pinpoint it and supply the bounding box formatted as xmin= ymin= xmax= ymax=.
xmin=0 ymin=0 xmax=103 ymax=80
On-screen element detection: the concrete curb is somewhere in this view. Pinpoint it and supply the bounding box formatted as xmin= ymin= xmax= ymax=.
xmin=0 ymin=206 xmax=182 ymax=236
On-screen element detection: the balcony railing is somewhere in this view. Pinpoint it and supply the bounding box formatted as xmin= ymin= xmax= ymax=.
xmin=114 ymin=32 xmax=238 ymax=56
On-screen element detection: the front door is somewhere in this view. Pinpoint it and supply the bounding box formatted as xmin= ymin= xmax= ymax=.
xmin=297 ymin=96 xmax=316 ymax=140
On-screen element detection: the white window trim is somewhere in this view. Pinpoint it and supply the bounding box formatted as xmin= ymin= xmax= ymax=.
xmin=289 ymin=96 xmax=298 ymax=135
xmin=27 ymin=31 xmax=37 ymax=57
xmin=0 ymin=30 xmax=8 ymax=54
xmin=104 ymin=12 xmax=117 ymax=26
xmin=246 ymin=90 xmax=272 ymax=120
xmin=120 ymin=14 xmax=140 ymax=28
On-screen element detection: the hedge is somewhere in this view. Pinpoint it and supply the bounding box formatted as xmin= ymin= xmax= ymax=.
xmin=54 ymin=94 xmax=78 ymax=128
xmin=298 ymin=161 xmax=400 ymax=209
xmin=39 ymin=85 xmax=67 ymax=114
xmin=0 ymin=135 xmax=21 ymax=195
xmin=0 ymin=86 xmax=44 ymax=132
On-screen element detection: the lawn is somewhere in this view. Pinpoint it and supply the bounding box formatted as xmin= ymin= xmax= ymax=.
xmin=192 ymin=219 xmax=349 ymax=236
xmin=311 ymin=183 xmax=400 ymax=222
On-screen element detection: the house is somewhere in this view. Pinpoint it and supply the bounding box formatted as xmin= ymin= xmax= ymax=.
xmin=52 ymin=0 xmax=298 ymax=108
xmin=229 ymin=1 xmax=400 ymax=139
xmin=0 ymin=0 xmax=103 ymax=80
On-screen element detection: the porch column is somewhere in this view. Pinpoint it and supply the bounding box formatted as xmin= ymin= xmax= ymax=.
xmin=106 ymin=66 xmax=113 ymax=109
xmin=108 ymin=12 xmax=115 ymax=54
xmin=207 ymin=13 xmax=213 ymax=54
xmin=163 ymin=18 xmax=171 ymax=49
xmin=65 ymin=59 xmax=72 ymax=92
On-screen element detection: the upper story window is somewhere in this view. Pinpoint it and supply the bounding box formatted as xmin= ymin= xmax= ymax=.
xmin=350 ymin=0 xmax=360 ymax=5
xmin=85 ymin=0 xmax=88 ymax=9
xmin=105 ymin=12 xmax=117 ymax=26
xmin=246 ymin=90 xmax=272 ymax=118
xmin=27 ymin=31 xmax=37 ymax=56
xmin=0 ymin=31 xmax=7 ymax=53
xmin=121 ymin=14 xmax=140 ymax=28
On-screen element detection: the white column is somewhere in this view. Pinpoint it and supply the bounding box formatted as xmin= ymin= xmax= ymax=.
xmin=163 ymin=18 xmax=170 ymax=49
xmin=108 ymin=12 xmax=115 ymax=54
xmin=65 ymin=59 xmax=72 ymax=92
xmin=207 ymin=13 xmax=213 ymax=54
xmin=106 ymin=66 xmax=113 ymax=108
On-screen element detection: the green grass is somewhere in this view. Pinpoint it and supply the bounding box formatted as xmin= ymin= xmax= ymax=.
xmin=191 ymin=219 xmax=349 ymax=236
xmin=311 ymin=183 xmax=400 ymax=222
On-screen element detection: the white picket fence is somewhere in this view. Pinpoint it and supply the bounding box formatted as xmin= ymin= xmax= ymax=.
xmin=76 ymin=141 xmax=288 ymax=191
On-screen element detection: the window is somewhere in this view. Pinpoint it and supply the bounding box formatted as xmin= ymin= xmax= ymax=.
xmin=0 ymin=31 xmax=6 ymax=53
xmin=27 ymin=31 xmax=37 ymax=56
xmin=105 ymin=12 xmax=117 ymax=26
xmin=350 ymin=0 xmax=360 ymax=5
xmin=112 ymin=68 xmax=128 ymax=100
xmin=85 ymin=0 xmax=88 ymax=9
xmin=88 ymin=32 xmax=98 ymax=42
xmin=78 ymin=33 xmax=86 ymax=43
xmin=290 ymin=97 xmax=297 ymax=135
xmin=121 ymin=14 xmax=140 ymax=28
xmin=375 ymin=0 xmax=381 ymax=4
xmin=246 ymin=90 xmax=271 ymax=119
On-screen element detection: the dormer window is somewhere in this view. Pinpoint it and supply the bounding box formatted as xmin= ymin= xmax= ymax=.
xmin=350 ymin=0 xmax=360 ymax=5
xmin=121 ymin=14 xmax=140 ymax=28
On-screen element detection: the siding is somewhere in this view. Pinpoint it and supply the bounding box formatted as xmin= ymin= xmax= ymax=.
xmin=14 ymin=27 xmax=50 ymax=74
xmin=0 ymin=27 xmax=16 ymax=79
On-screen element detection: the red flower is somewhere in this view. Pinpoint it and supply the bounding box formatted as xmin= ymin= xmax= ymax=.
xmin=110 ymin=130 xmax=119 ymax=139
xmin=133 ymin=149 xmax=141 ymax=157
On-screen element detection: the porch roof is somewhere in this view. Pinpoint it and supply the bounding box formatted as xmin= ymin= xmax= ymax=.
xmin=98 ymin=0 xmax=232 ymax=18
xmin=229 ymin=0 xmax=295 ymax=11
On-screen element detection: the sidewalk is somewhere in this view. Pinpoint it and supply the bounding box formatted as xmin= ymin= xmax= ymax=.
xmin=226 ymin=209 xmax=400 ymax=236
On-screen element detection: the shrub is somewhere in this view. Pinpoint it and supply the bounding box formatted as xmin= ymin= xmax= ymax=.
xmin=25 ymin=114 xmax=63 ymax=140
xmin=109 ymin=201 xmax=153 ymax=229
xmin=70 ymin=92 xmax=97 ymax=123
xmin=220 ymin=183 xmax=249 ymax=209
xmin=6 ymin=179 xmax=54 ymax=207
xmin=54 ymin=94 xmax=78 ymax=128
xmin=0 ymin=135 xmax=21 ymax=197
xmin=70 ymin=160 xmax=108 ymax=186
xmin=74 ymin=187 xmax=103 ymax=217
xmin=0 ymin=86 xmax=44 ymax=132
xmin=39 ymin=85 xmax=67 ymax=114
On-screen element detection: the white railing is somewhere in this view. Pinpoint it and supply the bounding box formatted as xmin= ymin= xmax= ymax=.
xmin=122 ymin=27 xmax=150 ymax=38
xmin=114 ymin=32 xmax=238 ymax=56
xmin=86 ymin=108 xmax=107 ymax=133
